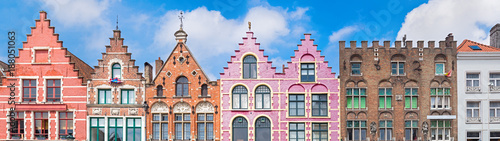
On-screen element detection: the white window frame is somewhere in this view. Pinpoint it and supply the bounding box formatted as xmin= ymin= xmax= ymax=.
xmin=391 ymin=61 xmax=405 ymax=76
xmin=466 ymin=73 xmax=480 ymax=87
xmin=435 ymin=63 xmax=445 ymax=75
xmin=430 ymin=88 xmax=451 ymax=110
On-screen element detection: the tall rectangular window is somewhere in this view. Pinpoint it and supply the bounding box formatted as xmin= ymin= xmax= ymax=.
xmin=391 ymin=62 xmax=404 ymax=75
xmin=10 ymin=112 xmax=24 ymax=139
xmin=175 ymin=114 xmax=190 ymax=140
xmin=351 ymin=62 xmax=361 ymax=75
xmin=490 ymin=73 xmax=500 ymax=87
xmin=90 ymin=117 xmax=105 ymax=141
xmin=312 ymin=94 xmax=327 ymax=116
xmin=121 ymin=89 xmax=135 ymax=104
xmin=126 ymin=118 xmax=141 ymax=141
xmin=491 ymin=132 xmax=500 ymax=140
xmin=466 ymin=132 xmax=480 ymax=141
xmin=23 ymin=79 xmax=36 ymax=102
xmin=466 ymin=73 xmax=480 ymax=87
xmin=435 ymin=63 xmax=445 ymax=75
xmin=289 ymin=94 xmax=305 ymax=116
xmin=34 ymin=112 xmax=48 ymax=140
xmin=152 ymin=113 xmax=168 ymax=140
xmin=379 ymin=120 xmax=392 ymax=141
xmin=289 ymin=123 xmax=305 ymax=141
xmin=405 ymin=120 xmax=418 ymax=141
xmin=430 ymin=88 xmax=451 ymax=109
xmin=491 ymin=102 xmax=500 ymax=122
xmin=301 ymin=63 xmax=315 ymax=82
xmin=346 ymin=88 xmax=366 ymax=109
xmin=430 ymin=120 xmax=451 ymax=141
xmin=98 ymin=89 xmax=111 ymax=104
xmin=59 ymin=112 xmax=74 ymax=139
xmin=467 ymin=102 xmax=480 ymax=118
xmin=405 ymin=88 xmax=418 ymax=109
xmin=347 ymin=121 xmax=367 ymax=141
xmin=312 ymin=123 xmax=328 ymax=141
xmin=378 ymin=88 xmax=392 ymax=109
xmin=108 ymin=118 xmax=123 ymax=141
xmin=46 ymin=79 xmax=61 ymax=102
xmin=197 ymin=113 xmax=214 ymax=140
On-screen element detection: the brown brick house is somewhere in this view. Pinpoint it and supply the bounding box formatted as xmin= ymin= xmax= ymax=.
xmin=339 ymin=35 xmax=457 ymax=141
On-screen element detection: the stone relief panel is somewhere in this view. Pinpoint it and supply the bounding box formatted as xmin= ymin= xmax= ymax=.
xmin=151 ymin=102 xmax=169 ymax=113
xmin=111 ymin=108 xmax=120 ymax=115
xmin=174 ymin=102 xmax=191 ymax=113
xmin=92 ymin=108 xmax=102 ymax=115
xmin=129 ymin=108 xmax=138 ymax=115
xmin=196 ymin=102 xmax=214 ymax=113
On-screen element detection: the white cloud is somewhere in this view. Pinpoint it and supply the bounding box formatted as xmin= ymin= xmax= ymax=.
xmin=396 ymin=0 xmax=500 ymax=45
xmin=270 ymin=57 xmax=287 ymax=73
xmin=328 ymin=25 xmax=359 ymax=45
xmin=39 ymin=0 xmax=112 ymax=27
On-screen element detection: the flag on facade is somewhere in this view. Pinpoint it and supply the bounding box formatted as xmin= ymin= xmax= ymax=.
xmin=445 ymin=70 xmax=452 ymax=77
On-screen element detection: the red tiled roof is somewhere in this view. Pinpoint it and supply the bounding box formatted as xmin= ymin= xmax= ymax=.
xmin=458 ymin=39 xmax=500 ymax=52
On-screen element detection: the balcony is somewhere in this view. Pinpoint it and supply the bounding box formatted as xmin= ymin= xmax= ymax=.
xmin=466 ymin=86 xmax=481 ymax=92
xmin=491 ymin=117 xmax=500 ymax=123
xmin=466 ymin=117 xmax=481 ymax=123
xmin=490 ymin=86 xmax=500 ymax=92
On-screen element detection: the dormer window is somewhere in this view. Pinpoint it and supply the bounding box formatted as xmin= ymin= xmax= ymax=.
xmin=112 ymin=63 xmax=121 ymax=79
xmin=243 ymin=55 xmax=257 ymax=79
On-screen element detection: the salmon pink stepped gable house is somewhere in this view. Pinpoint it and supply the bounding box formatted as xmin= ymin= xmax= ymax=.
xmin=220 ymin=31 xmax=340 ymax=141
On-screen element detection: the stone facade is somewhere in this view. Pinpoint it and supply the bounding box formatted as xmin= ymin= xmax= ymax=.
xmin=144 ymin=28 xmax=221 ymax=141
xmin=86 ymin=29 xmax=147 ymax=140
xmin=0 ymin=11 xmax=92 ymax=140
xmin=220 ymin=31 xmax=340 ymax=141
xmin=339 ymin=36 xmax=458 ymax=141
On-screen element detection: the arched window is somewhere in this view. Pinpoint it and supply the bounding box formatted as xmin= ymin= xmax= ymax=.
xmin=176 ymin=76 xmax=189 ymax=97
xmin=156 ymin=85 xmax=163 ymax=97
xmin=201 ymin=84 xmax=208 ymax=97
xmin=232 ymin=117 xmax=248 ymax=141
xmin=243 ymin=55 xmax=257 ymax=79
xmin=232 ymin=86 xmax=248 ymax=109
xmin=112 ymin=63 xmax=121 ymax=79
xmin=255 ymin=117 xmax=271 ymax=141
xmin=255 ymin=85 xmax=271 ymax=109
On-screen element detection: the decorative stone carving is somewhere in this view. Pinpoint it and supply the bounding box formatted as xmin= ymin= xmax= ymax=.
xmin=466 ymin=86 xmax=481 ymax=92
xmin=129 ymin=108 xmax=138 ymax=115
xmin=151 ymin=102 xmax=169 ymax=113
xmin=466 ymin=117 xmax=481 ymax=123
xmin=196 ymin=102 xmax=214 ymax=113
xmin=490 ymin=86 xmax=500 ymax=92
xmin=174 ymin=102 xmax=191 ymax=113
xmin=370 ymin=122 xmax=377 ymax=135
xmin=92 ymin=108 xmax=102 ymax=115
xmin=490 ymin=117 xmax=500 ymax=123
xmin=422 ymin=121 xmax=429 ymax=135
xmin=111 ymin=108 xmax=120 ymax=115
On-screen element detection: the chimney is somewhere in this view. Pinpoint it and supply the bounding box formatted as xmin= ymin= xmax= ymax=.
xmin=445 ymin=33 xmax=454 ymax=47
xmin=174 ymin=28 xmax=188 ymax=43
xmin=144 ymin=62 xmax=153 ymax=84
xmin=491 ymin=24 xmax=500 ymax=48
xmin=155 ymin=57 xmax=163 ymax=75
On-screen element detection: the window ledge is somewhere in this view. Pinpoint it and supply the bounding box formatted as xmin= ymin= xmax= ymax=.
xmin=230 ymin=109 xmax=250 ymax=111
xmin=198 ymin=95 xmax=211 ymax=98
xmin=404 ymin=108 xmax=420 ymax=111
xmin=346 ymin=108 xmax=367 ymax=111
xmin=391 ymin=74 xmax=406 ymax=76
xmin=153 ymin=96 xmax=167 ymax=99
xmin=378 ymin=107 xmax=394 ymax=111
xmin=350 ymin=73 xmax=363 ymax=76
xmin=173 ymin=96 xmax=191 ymax=98
xmin=32 ymin=62 xmax=51 ymax=65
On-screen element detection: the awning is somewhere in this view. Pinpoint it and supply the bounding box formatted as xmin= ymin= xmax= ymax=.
xmin=15 ymin=104 xmax=67 ymax=111
xmin=427 ymin=115 xmax=456 ymax=119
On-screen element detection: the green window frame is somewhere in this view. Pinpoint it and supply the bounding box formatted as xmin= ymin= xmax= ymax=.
xmin=232 ymin=85 xmax=248 ymax=109
xmin=405 ymin=120 xmax=418 ymax=141
xmin=346 ymin=88 xmax=366 ymax=109
xmin=126 ymin=118 xmax=141 ymax=141
xmin=378 ymin=88 xmax=392 ymax=109
xmin=289 ymin=94 xmax=305 ymax=116
xmin=112 ymin=63 xmax=121 ymax=79
xmin=430 ymin=120 xmax=451 ymax=141
xmin=347 ymin=120 xmax=367 ymax=141
xmin=98 ymin=89 xmax=111 ymax=104
xmin=301 ymin=63 xmax=315 ymax=82
xmin=379 ymin=120 xmax=393 ymax=141
xmin=255 ymin=85 xmax=271 ymax=109
xmin=108 ymin=118 xmax=123 ymax=141
xmin=312 ymin=94 xmax=328 ymax=116
xmin=289 ymin=123 xmax=305 ymax=141
xmin=243 ymin=55 xmax=257 ymax=79
xmin=312 ymin=123 xmax=328 ymax=141
xmin=90 ymin=117 xmax=105 ymax=141
xmin=405 ymin=88 xmax=418 ymax=109
xmin=121 ymin=89 xmax=135 ymax=104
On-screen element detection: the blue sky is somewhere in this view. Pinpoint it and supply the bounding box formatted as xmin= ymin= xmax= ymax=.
xmin=1 ymin=0 xmax=499 ymax=80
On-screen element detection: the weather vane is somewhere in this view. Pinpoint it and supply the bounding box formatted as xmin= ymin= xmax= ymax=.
xmin=248 ymin=21 xmax=251 ymax=31
xmin=179 ymin=11 xmax=185 ymax=29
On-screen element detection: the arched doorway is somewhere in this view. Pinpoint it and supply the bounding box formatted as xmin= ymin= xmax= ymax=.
xmin=232 ymin=117 xmax=248 ymax=141
xmin=255 ymin=117 xmax=271 ymax=141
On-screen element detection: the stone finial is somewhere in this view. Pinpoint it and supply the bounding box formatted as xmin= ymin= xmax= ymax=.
xmin=248 ymin=21 xmax=251 ymax=31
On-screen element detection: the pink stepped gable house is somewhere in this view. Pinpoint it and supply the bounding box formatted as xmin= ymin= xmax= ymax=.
xmin=220 ymin=30 xmax=340 ymax=141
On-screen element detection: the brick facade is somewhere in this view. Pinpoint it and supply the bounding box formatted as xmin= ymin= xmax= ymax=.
xmin=339 ymin=36 xmax=458 ymax=141
xmin=144 ymin=28 xmax=221 ymax=141
xmin=86 ymin=29 xmax=147 ymax=140
xmin=0 ymin=11 xmax=92 ymax=140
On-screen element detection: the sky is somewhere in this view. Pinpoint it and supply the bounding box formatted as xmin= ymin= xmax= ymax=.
xmin=1 ymin=0 xmax=500 ymax=80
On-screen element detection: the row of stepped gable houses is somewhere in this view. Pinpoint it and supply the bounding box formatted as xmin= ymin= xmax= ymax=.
xmin=1 ymin=11 xmax=500 ymax=141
